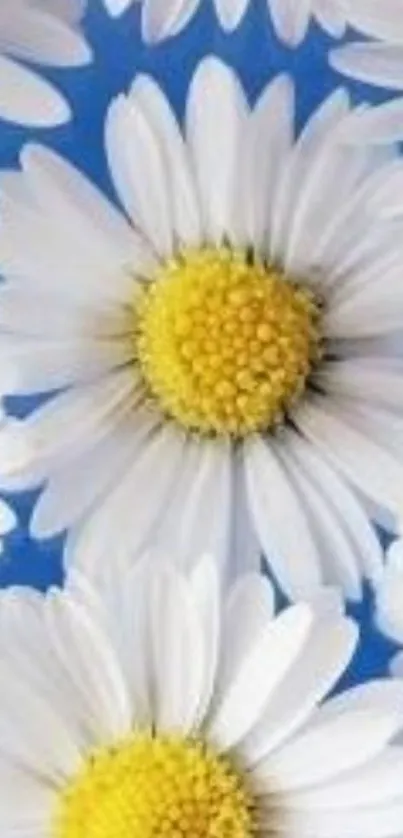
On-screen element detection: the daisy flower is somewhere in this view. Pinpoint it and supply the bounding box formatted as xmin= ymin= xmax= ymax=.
xmin=102 ymin=0 xmax=249 ymax=40
xmin=2 ymin=57 xmax=403 ymax=599
xmin=0 ymin=0 xmax=91 ymax=126
xmin=1 ymin=552 xmax=403 ymax=838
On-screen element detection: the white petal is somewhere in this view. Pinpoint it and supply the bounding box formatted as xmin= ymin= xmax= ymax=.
xmin=142 ymin=0 xmax=200 ymax=42
xmin=64 ymin=426 xmax=186 ymax=572
xmin=288 ymin=746 xmax=403 ymax=810
xmin=186 ymin=57 xmax=248 ymax=244
xmin=154 ymin=439 xmax=233 ymax=579
xmin=240 ymin=614 xmax=358 ymax=765
xmin=254 ymin=708 xmax=401 ymax=791
xmin=128 ymin=74 xmax=201 ymax=246
xmin=150 ymin=563 xmax=205 ymax=733
xmin=218 ymin=573 xmax=275 ymax=700
xmin=271 ymin=88 xmax=350 ymax=267
xmin=188 ymin=557 xmax=221 ymax=726
xmin=106 ymin=93 xmax=174 ymax=256
xmin=277 ymin=441 xmax=362 ymax=599
xmin=292 ymin=396 xmax=403 ymax=519
xmin=343 ymin=98 xmax=403 ymax=146
xmin=346 ymin=0 xmax=403 ymax=43
xmin=45 ymin=591 xmax=132 ymax=741
xmin=0 ymin=499 xmax=16 ymax=534
xmin=102 ymin=0 xmax=133 ymax=16
xmin=282 ymin=430 xmax=383 ymax=586
xmin=215 ymin=0 xmax=249 ymax=30
xmin=267 ymin=0 xmax=312 ymax=46
xmin=244 ymin=436 xmax=323 ymax=599
xmin=20 ymin=144 xmax=141 ymax=275
xmin=208 ymin=604 xmax=313 ymax=751
xmin=375 ymin=542 xmax=403 ymax=644
xmin=280 ymin=803 xmax=403 ymax=838
xmin=0 ymin=5 xmax=90 ymax=66
xmin=330 ymin=43 xmax=403 ymax=91
xmin=0 ymin=55 xmax=69 ymax=126
xmin=244 ymin=75 xmax=294 ymax=251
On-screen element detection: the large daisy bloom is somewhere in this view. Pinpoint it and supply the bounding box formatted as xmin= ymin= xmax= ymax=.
xmin=102 ymin=0 xmax=250 ymax=41
xmin=1 ymin=553 xmax=403 ymax=838
xmin=3 ymin=58 xmax=403 ymax=599
xmin=0 ymin=0 xmax=91 ymax=126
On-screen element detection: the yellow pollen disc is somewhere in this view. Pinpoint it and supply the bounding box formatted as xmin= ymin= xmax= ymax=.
xmin=134 ymin=248 xmax=322 ymax=437
xmin=53 ymin=733 xmax=257 ymax=838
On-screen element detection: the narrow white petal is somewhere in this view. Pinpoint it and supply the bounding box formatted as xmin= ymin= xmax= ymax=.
xmin=45 ymin=592 xmax=132 ymax=741
xmin=330 ymin=43 xmax=403 ymax=91
xmin=154 ymin=440 xmax=233 ymax=579
xmin=254 ymin=708 xmax=401 ymax=791
xmin=218 ymin=573 xmax=275 ymax=699
xmin=0 ymin=55 xmax=69 ymax=126
xmin=0 ymin=6 xmax=90 ymax=66
xmin=129 ymin=74 xmax=201 ymax=246
xmin=244 ymin=436 xmax=323 ymax=599
xmin=151 ymin=564 xmax=205 ymax=732
xmin=241 ymin=615 xmax=358 ymax=765
xmin=292 ymin=396 xmax=403 ymax=519
xmin=208 ymin=604 xmax=313 ymax=752
xmin=244 ymin=75 xmax=294 ymax=251
xmin=106 ymin=94 xmax=173 ymax=256
xmin=186 ymin=57 xmax=248 ymax=243
xmin=142 ymin=0 xmax=200 ymax=42
xmin=215 ymin=0 xmax=249 ymax=30
xmin=267 ymin=0 xmax=312 ymax=46
xmin=288 ymin=747 xmax=403 ymax=810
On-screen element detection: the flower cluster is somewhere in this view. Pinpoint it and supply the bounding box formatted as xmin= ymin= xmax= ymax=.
xmin=0 ymin=3 xmax=403 ymax=838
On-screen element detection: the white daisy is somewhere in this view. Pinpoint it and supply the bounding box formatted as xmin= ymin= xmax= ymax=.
xmin=102 ymin=0 xmax=249 ymax=41
xmin=2 ymin=57 xmax=403 ymax=599
xmin=0 ymin=0 xmax=91 ymax=126
xmin=1 ymin=552 xmax=403 ymax=838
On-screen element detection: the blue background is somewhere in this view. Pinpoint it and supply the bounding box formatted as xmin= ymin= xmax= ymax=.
xmin=0 ymin=0 xmax=399 ymax=687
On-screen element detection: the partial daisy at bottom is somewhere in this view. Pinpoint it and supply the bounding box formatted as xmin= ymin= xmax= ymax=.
xmin=0 ymin=0 xmax=91 ymax=126
xmin=1 ymin=553 xmax=403 ymax=838
xmin=3 ymin=57 xmax=403 ymax=599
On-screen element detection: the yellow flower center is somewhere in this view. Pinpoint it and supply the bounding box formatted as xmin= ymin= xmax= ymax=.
xmin=54 ymin=733 xmax=257 ymax=838
xmin=134 ymin=248 xmax=322 ymax=437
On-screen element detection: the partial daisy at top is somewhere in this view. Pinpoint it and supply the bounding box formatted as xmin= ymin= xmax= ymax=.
xmin=103 ymin=0 xmax=403 ymax=88
xmin=0 ymin=0 xmax=91 ymax=126
xmin=102 ymin=0 xmax=251 ymax=41
xmin=2 ymin=57 xmax=403 ymax=599
xmin=1 ymin=546 xmax=403 ymax=838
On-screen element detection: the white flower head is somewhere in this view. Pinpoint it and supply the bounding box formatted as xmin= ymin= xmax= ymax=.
xmin=1 ymin=551 xmax=403 ymax=838
xmin=2 ymin=58 xmax=403 ymax=599
xmin=0 ymin=0 xmax=91 ymax=126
